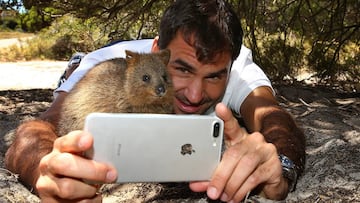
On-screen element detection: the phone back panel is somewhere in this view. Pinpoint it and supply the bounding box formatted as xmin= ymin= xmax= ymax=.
xmin=84 ymin=113 xmax=224 ymax=183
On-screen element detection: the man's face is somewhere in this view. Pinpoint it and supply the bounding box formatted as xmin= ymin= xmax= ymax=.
xmin=165 ymin=33 xmax=231 ymax=114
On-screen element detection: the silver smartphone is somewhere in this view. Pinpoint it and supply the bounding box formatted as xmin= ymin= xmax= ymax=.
xmin=84 ymin=113 xmax=224 ymax=183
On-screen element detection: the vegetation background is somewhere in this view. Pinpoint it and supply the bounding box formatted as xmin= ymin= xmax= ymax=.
xmin=0 ymin=0 xmax=359 ymax=91
xmin=0 ymin=1 xmax=359 ymax=202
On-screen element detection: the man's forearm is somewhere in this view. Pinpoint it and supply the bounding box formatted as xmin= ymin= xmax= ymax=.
xmin=5 ymin=120 xmax=57 ymax=190
xmin=260 ymin=108 xmax=306 ymax=176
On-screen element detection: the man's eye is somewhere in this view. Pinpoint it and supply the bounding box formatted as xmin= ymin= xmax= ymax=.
xmin=143 ymin=74 xmax=151 ymax=82
xmin=207 ymin=76 xmax=220 ymax=82
xmin=176 ymin=67 xmax=190 ymax=74
xmin=210 ymin=76 xmax=220 ymax=80
xmin=206 ymin=74 xmax=225 ymax=83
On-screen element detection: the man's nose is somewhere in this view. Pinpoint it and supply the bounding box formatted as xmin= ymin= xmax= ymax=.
xmin=184 ymin=79 xmax=204 ymax=104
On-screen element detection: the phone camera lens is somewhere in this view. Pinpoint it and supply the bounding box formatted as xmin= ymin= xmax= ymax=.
xmin=213 ymin=122 xmax=220 ymax=138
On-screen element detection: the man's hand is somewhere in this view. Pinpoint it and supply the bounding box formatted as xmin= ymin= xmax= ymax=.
xmin=189 ymin=103 xmax=288 ymax=202
xmin=36 ymin=131 xmax=117 ymax=203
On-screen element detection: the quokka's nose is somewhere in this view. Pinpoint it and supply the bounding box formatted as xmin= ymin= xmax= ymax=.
xmin=156 ymin=84 xmax=166 ymax=96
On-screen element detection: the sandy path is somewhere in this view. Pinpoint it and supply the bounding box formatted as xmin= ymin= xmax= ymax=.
xmin=0 ymin=61 xmax=67 ymax=91
xmin=0 ymin=38 xmax=21 ymax=48
xmin=0 ymin=37 xmax=33 ymax=49
xmin=0 ymin=38 xmax=66 ymax=91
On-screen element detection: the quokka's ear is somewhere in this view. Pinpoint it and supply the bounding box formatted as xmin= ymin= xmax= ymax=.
xmin=157 ymin=49 xmax=171 ymax=65
xmin=125 ymin=50 xmax=139 ymax=60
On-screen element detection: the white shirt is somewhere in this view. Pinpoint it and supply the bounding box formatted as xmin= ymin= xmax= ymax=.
xmin=56 ymin=39 xmax=273 ymax=116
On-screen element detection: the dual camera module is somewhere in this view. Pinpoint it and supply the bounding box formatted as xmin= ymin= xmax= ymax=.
xmin=213 ymin=122 xmax=221 ymax=138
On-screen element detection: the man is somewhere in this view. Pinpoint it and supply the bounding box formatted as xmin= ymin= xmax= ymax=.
xmin=5 ymin=0 xmax=305 ymax=202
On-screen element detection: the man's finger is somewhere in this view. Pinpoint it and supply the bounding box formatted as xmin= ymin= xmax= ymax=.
xmin=215 ymin=103 xmax=248 ymax=145
xmin=47 ymin=152 xmax=117 ymax=183
xmin=37 ymin=175 xmax=99 ymax=200
xmin=54 ymin=131 xmax=93 ymax=153
xmin=189 ymin=181 xmax=209 ymax=192
xmin=205 ymin=142 xmax=246 ymax=200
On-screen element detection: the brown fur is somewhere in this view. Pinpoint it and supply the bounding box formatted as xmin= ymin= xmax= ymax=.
xmin=57 ymin=50 xmax=174 ymax=136
xmin=5 ymin=120 xmax=58 ymax=190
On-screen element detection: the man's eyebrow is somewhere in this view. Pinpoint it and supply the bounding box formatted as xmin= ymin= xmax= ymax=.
xmin=173 ymin=58 xmax=229 ymax=78
xmin=173 ymin=59 xmax=196 ymax=72
xmin=206 ymin=68 xmax=228 ymax=78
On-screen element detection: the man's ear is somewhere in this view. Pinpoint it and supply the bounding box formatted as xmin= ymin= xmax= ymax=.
xmin=151 ymin=36 xmax=160 ymax=52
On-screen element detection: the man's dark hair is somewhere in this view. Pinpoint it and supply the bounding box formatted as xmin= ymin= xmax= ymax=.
xmin=158 ymin=0 xmax=243 ymax=62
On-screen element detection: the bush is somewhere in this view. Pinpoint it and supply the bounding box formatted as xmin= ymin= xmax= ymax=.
xmin=51 ymin=34 xmax=89 ymax=60
xmin=5 ymin=19 xmax=18 ymax=30
xmin=1 ymin=18 xmax=19 ymax=30
xmin=18 ymin=6 xmax=55 ymax=32
xmin=0 ymin=14 xmax=109 ymax=61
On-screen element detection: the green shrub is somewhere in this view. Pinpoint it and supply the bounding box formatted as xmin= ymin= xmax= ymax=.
xmin=0 ymin=14 xmax=109 ymax=61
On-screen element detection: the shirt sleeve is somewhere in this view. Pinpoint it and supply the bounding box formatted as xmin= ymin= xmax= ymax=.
xmin=221 ymin=45 xmax=274 ymax=116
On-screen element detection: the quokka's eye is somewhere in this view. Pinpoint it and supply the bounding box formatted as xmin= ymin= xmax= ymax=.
xmin=143 ymin=74 xmax=151 ymax=82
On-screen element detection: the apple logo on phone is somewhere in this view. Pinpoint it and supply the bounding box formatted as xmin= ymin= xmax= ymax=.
xmin=181 ymin=143 xmax=195 ymax=155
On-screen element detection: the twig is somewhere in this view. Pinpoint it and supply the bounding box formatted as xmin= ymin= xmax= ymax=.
xmin=299 ymin=108 xmax=315 ymax=117
xmin=299 ymin=98 xmax=312 ymax=107
xmin=0 ymin=167 xmax=19 ymax=179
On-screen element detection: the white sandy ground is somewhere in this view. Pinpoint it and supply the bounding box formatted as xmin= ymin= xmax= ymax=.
xmin=0 ymin=61 xmax=67 ymax=91
xmin=0 ymin=38 xmax=21 ymax=49
xmin=0 ymin=38 xmax=67 ymax=91
xmin=0 ymin=37 xmax=34 ymax=49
